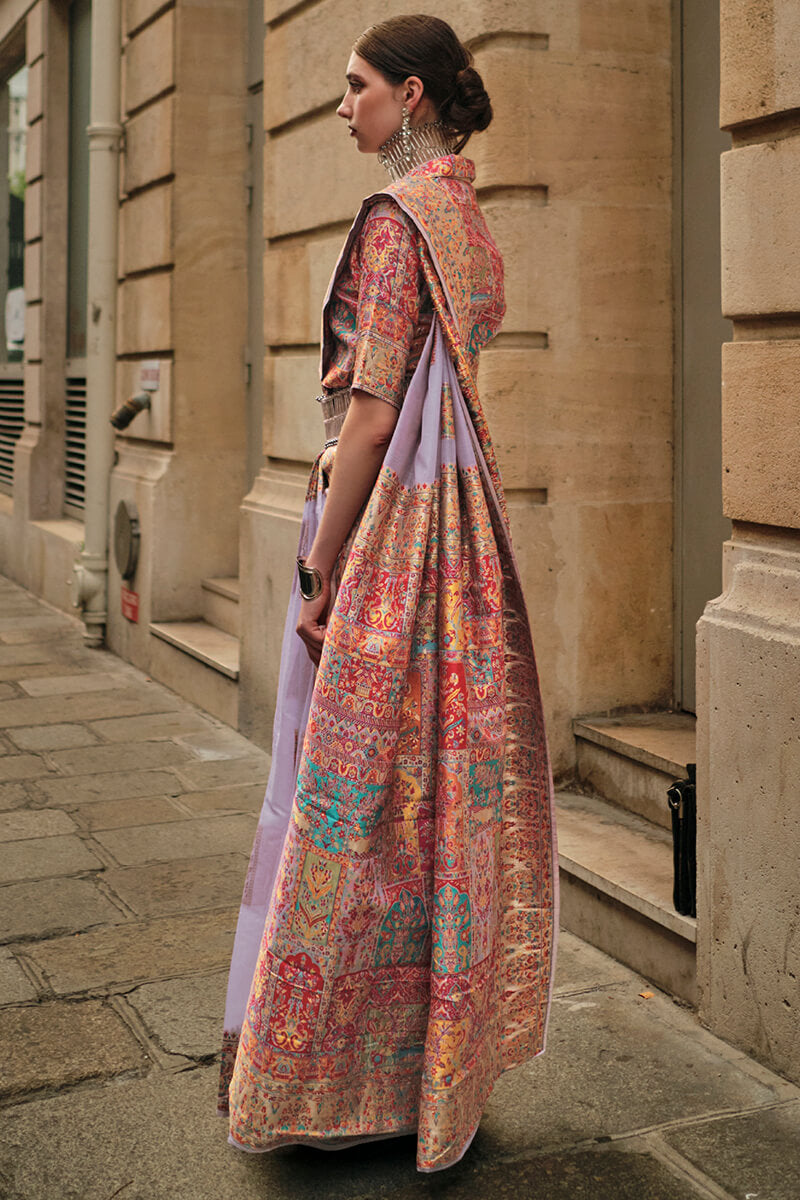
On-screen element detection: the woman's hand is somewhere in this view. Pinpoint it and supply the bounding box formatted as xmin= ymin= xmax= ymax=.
xmin=296 ymin=575 xmax=332 ymax=666
xmin=295 ymin=390 xmax=398 ymax=666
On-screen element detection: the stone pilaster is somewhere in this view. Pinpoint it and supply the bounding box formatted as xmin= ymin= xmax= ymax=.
xmin=697 ymin=0 xmax=800 ymax=1083
xmin=107 ymin=0 xmax=249 ymax=670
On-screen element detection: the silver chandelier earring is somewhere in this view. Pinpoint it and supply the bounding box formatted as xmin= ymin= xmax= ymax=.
xmin=401 ymin=105 xmax=412 ymax=165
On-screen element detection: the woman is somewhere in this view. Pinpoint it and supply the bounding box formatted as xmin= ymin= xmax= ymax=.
xmin=218 ymin=14 xmax=557 ymax=1173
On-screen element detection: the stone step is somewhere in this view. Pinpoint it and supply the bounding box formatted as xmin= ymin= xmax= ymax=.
xmin=148 ymin=620 xmax=239 ymax=728
xmin=149 ymin=619 xmax=239 ymax=679
xmin=556 ymin=789 xmax=696 ymax=1004
xmin=201 ymin=576 xmax=240 ymax=638
xmin=574 ymin=712 xmax=696 ymax=830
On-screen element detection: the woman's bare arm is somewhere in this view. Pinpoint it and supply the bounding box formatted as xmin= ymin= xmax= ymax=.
xmin=296 ymin=388 xmax=399 ymax=663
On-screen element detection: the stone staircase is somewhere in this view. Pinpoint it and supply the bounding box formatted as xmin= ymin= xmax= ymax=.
xmin=149 ymin=577 xmax=240 ymax=727
xmin=558 ymin=713 xmax=697 ymax=1003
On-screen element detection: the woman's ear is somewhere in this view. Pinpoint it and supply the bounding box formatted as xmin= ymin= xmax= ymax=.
xmin=403 ymin=75 xmax=425 ymax=113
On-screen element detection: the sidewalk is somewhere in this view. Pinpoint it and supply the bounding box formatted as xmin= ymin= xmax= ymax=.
xmin=0 ymin=573 xmax=798 ymax=1200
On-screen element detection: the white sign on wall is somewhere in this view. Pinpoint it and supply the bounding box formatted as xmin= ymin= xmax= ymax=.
xmin=140 ymin=360 xmax=160 ymax=392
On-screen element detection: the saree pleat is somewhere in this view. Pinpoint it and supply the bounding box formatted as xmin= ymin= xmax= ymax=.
xmin=219 ymin=164 xmax=557 ymax=1172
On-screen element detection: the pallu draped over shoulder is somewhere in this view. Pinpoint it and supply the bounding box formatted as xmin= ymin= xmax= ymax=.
xmin=218 ymin=155 xmax=558 ymax=1173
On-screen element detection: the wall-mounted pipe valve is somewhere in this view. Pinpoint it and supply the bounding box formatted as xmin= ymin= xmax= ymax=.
xmin=110 ymin=391 xmax=151 ymax=430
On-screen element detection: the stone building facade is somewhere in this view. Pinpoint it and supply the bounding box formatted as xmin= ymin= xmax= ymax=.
xmin=697 ymin=0 xmax=800 ymax=1090
xmin=0 ymin=0 xmax=797 ymax=1085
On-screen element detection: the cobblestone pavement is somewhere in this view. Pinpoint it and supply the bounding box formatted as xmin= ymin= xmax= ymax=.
xmin=1 ymin=573 xmax=799 ymax=1200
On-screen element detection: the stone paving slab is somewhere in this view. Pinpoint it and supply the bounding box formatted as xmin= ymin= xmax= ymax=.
xmin=46 ymin=740 xmax=197 ymax=775
xmin=0 ymin=999 xmax=146 ymax=1100
xmin=6 ymin=723 xmax=102 ymax=750
xmin=0 ymin=615 xmax=72 ymax=635
xmin=0 ymin=877 xmax=122 ymax=942
xmin=92 ymin=812 xmax=257 ymax=866
xmin=0 ymin=683 xmax=16 ymax=701
xmin=0 ymin=688 xmax=183 ymax=728
xmin=0 ymin=834 xmax=103 ymax=884
xmin=70 ymin=794 xmax=187 ymax=831
xmin=0 ymin=644 xmax=77 ymax=667
xmin=16 ymin=672 xmax=135 ymax=696
xmin=34 ymin=768 xmax=183 ymax=806
xmin=172 ymin=755 xmax=270 ymax=790
xmin=387 ymin=1146 xmax=705 ymax=1200
xmin=0 ymin=661 xmax=102 ymax=682
xmin=0 ymin=615 xmax=69 ymax=628
xmin=175 ymin=782 xmax=266 ymax=814
xmin=0 ymin=754 xmax=56 ymax=782
xmin=0 ymin=1067 xmax=254 ymax=1200
xmin=0 ymin=782 xmax=31 ymax=811
xmin=0 ymin=949 xmax=37 ymax=1004
xmin=0 ymin=626 xmax=75 ymax=644
xmin=175 ymin=727 xmax=259 ymax=760
xmin=87 ymin=710 xmax=217 ymax=742
xmin=0 ymin=809 xmax=77 ymax=840
xmin=126 ymin=970 xmax=229 ymax=1059
xmin=663 ymin=1101 xmax=800 ymax=1199
xmin=23 ymin=907 xmax=239 ymax=992
xmin=474 ymin=985 xmax=782 ymax=1158
xmin=100 ymin=854 xmax=248 ymax=918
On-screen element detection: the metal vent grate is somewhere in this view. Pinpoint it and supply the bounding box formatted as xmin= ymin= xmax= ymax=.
xmin=64 ymin=376 xmax=87 ymax=514
xmin=0 ymin=375 xmax=25 ymax=491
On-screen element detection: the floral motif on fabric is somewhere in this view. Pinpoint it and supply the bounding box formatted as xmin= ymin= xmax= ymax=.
xmin=322 ymin=199 xmax=433 ymax=408
xmin=375 ymin=888 xmax=430 ymax=966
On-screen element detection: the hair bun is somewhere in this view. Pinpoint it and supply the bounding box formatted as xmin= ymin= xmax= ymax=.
xmin=444 ymin=64 xmax=493 ymax=134
xmin=354 ymin=16 xmax=494 ymax=148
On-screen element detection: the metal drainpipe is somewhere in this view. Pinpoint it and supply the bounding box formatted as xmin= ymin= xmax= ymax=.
xmin=72 ymin=0 xmax=122 ymax=646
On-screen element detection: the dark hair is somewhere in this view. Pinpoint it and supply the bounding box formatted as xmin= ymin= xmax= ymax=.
xmin=354 ymin=15 xmax=492 ymax=152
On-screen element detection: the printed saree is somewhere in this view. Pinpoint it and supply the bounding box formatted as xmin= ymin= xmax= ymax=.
xmin=218 ymin=158 xmax=558 ymax=1173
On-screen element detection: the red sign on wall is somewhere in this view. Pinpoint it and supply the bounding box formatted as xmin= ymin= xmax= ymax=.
xmin=121 ymin=586 xmax=139 ymax=623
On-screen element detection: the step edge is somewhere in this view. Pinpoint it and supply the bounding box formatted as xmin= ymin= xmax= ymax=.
xmin=149 ymin=621 xmax=240 ymax=680
xmin=558 ymin=851 xmax=697 ymax=943
xmin=200 ymin=577 xmax=241 ymax=602
xmin=574 ymin=720 xmax=693 ymax=777
xmin=557 ymin=788 xmax=673 ymax=843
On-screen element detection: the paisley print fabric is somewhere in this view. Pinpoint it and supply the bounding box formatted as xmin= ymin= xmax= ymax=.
xmin=322 ymin=199 xmax=433 ymax=408
xmin=218 ymin=156 xmax=557 ymax=1173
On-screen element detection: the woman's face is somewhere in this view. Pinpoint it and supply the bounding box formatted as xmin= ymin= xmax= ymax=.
xmin=337 ymin=53 xmax=405 ymax=153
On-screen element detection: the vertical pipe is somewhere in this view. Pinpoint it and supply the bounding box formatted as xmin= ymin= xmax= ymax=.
xmin=75 ymin=0 xmax=122 ymax=645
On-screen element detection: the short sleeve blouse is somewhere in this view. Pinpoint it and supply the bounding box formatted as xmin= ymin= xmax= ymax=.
xmin=321 ymin=199 xmax=433 ymax=409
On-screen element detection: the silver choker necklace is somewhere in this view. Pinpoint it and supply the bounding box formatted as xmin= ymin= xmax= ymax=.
xmin=378 ymin=120 xmax=457 ymax=181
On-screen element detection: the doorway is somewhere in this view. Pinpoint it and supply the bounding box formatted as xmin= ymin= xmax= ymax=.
xmin=675 ymin=0 xmax=732 ymax=712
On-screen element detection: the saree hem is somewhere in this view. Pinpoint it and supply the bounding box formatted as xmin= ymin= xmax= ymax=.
xmin=228 ymin=1126 xmax=416 ymax=1154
